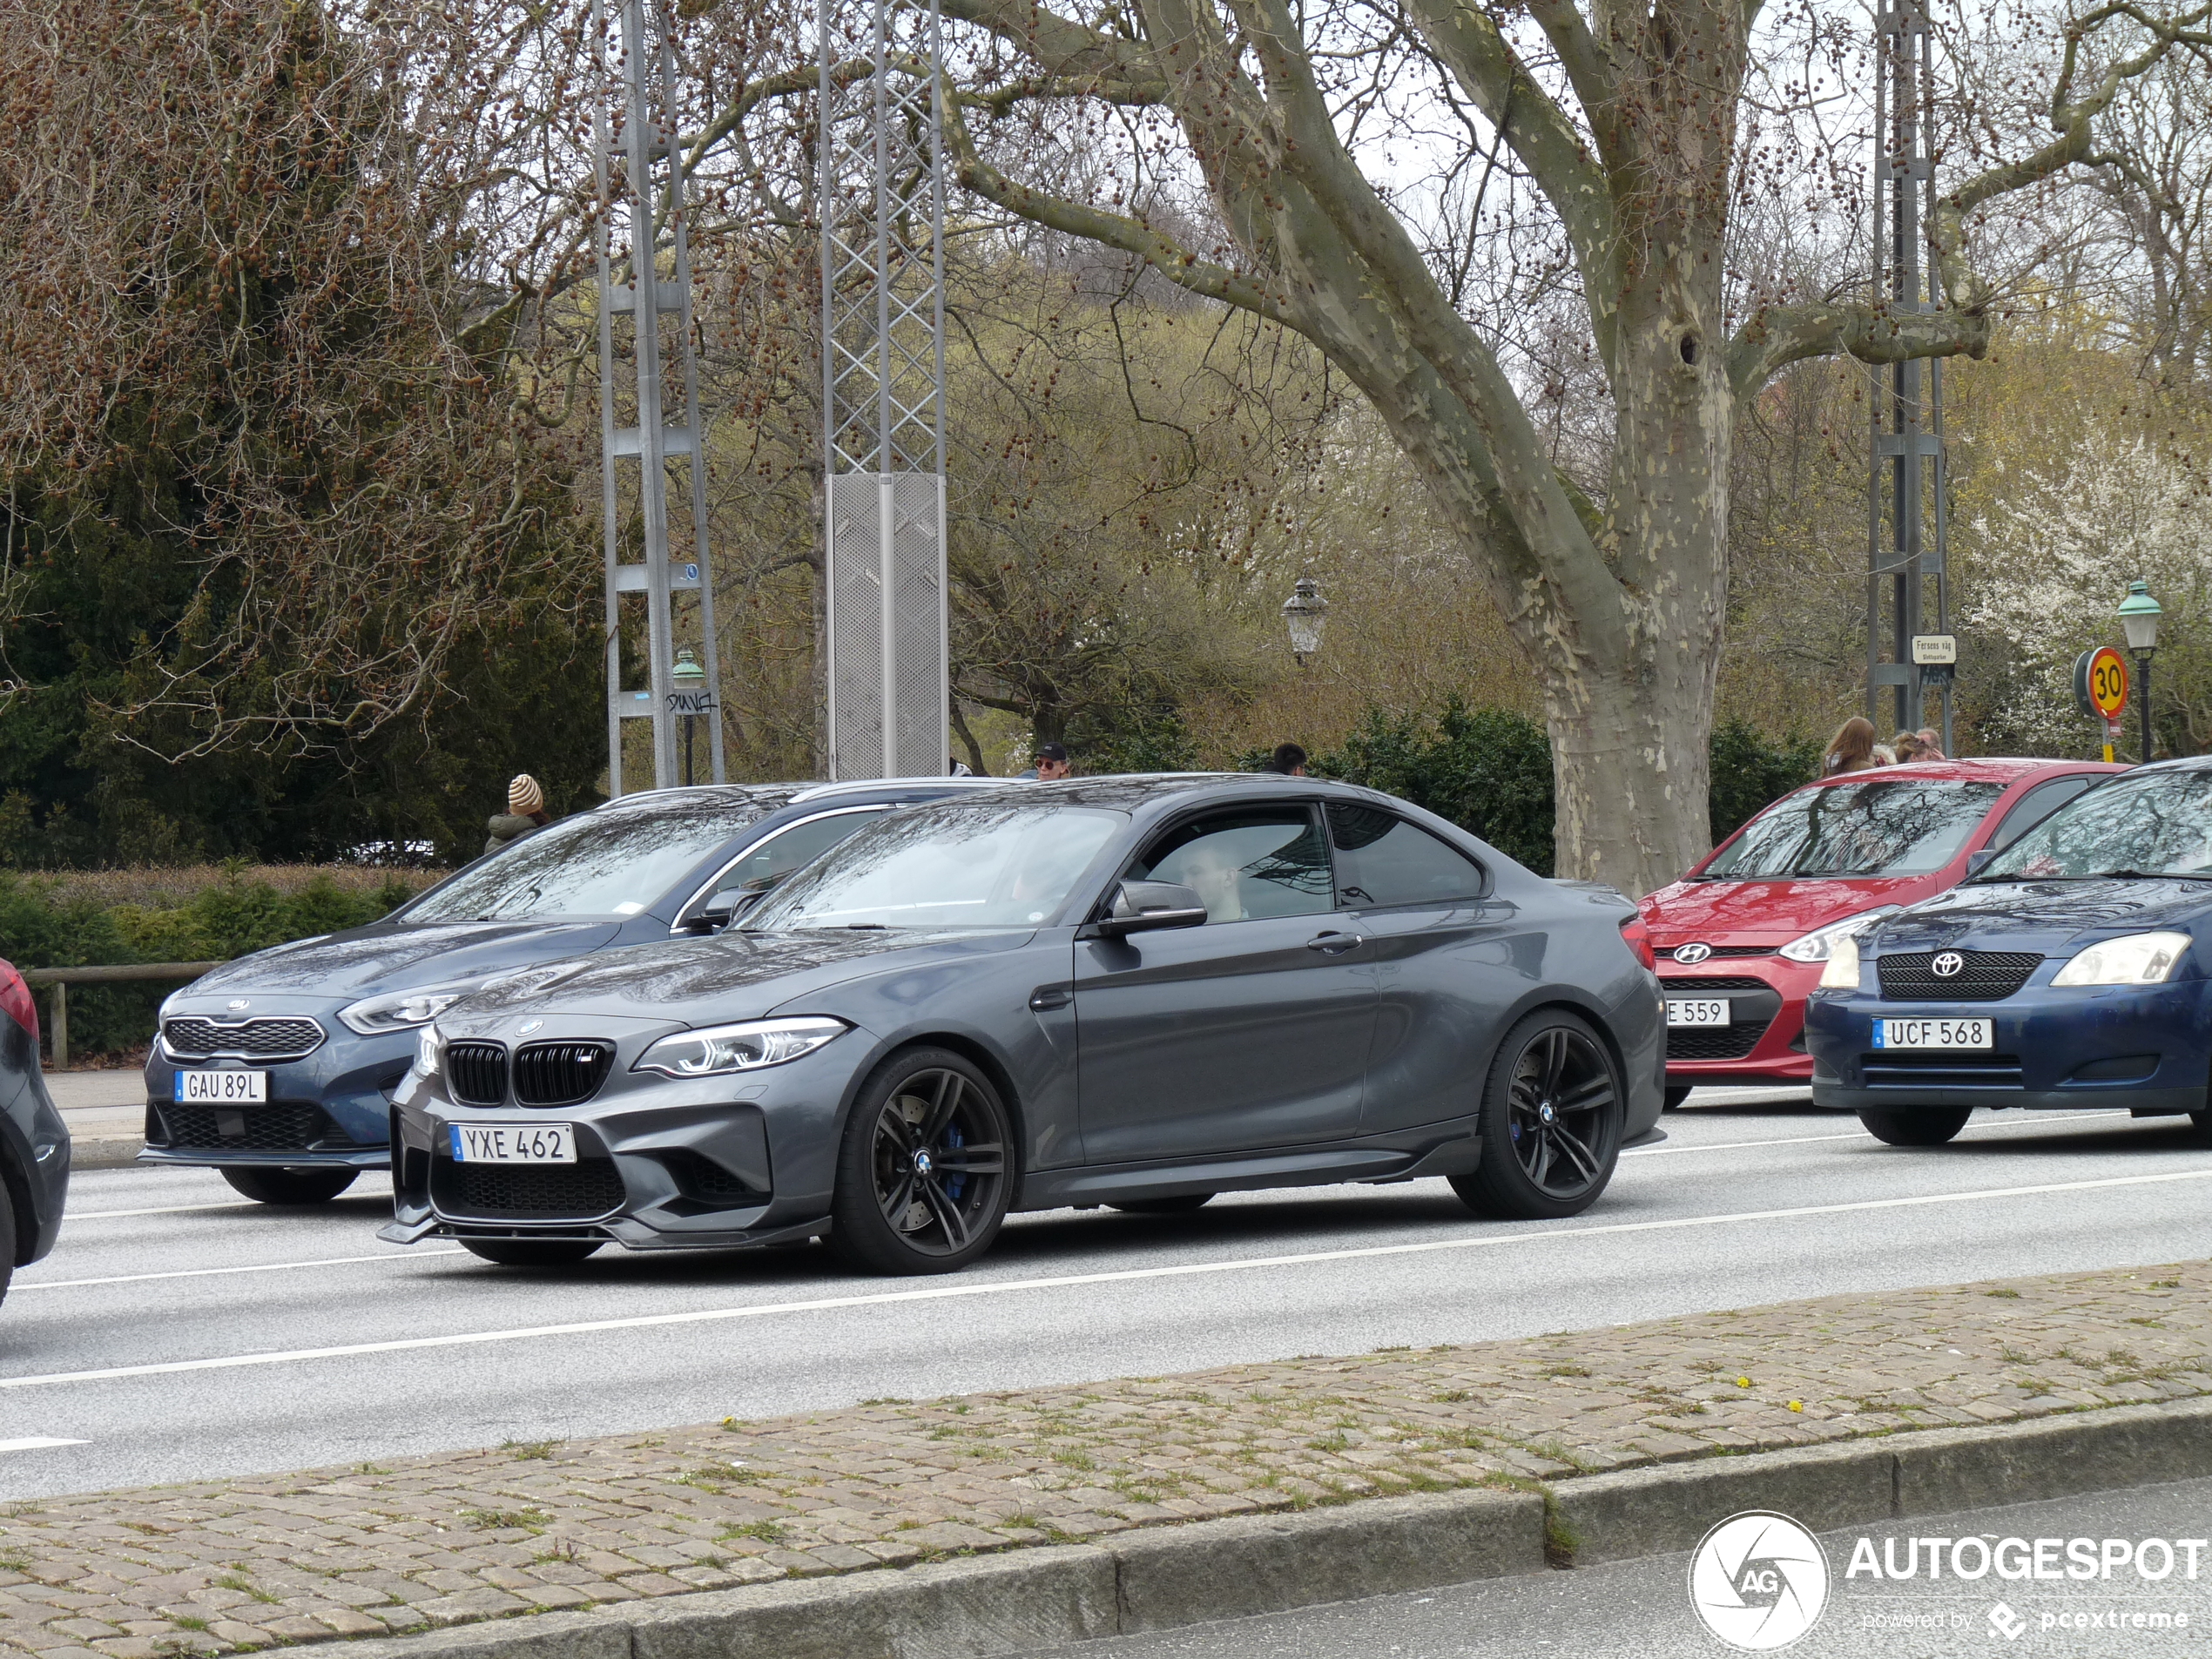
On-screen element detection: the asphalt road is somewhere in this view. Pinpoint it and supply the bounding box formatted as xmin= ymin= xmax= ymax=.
xmin=1034 ymin=1474 xmax=2212 ymax=1658
xmin=5 ymin=1092 xmax=2212 ymax=1501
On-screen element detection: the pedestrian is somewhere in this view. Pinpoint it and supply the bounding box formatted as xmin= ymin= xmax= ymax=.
xmin=1261 ymin=742 xmax=1308 ymax=776
xmin=1824 ymin=717 xmax=1879 ymax=775
xmin=1016 ymin=741 xmax=1073 ymax=782
xmin=1890 ymin=731 xmax=1924 ymax=762
xmin=1915 ymin=726 xmax=1946 ymax=759
xmin=484 ymin=773 xmax=554 ymax=855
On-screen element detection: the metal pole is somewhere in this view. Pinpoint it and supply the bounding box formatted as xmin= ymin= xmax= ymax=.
xmin=2141 ymin=657 xmax=2155 ymax=765
xmin=593 ymin=0 xmax=624 ymax=799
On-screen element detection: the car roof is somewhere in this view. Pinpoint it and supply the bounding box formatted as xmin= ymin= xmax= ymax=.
xmin=587 ymin=776 xmax=1006 ymax=817
xmin=1798 ymin=757 xmax=2128 ymax=791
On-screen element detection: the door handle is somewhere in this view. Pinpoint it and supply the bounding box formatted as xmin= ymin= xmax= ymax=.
xmin=1306 ymin=932 xmax=1364 ymax=954
xmin=1028 ymin=984 xmax=1074 ymax=1011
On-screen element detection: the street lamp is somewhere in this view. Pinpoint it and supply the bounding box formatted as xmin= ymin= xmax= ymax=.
xmin=1282 ymin=578 xmax=1328 ymax=666
xmin=2117 ymin=580 xmax=2163 ymax=766
xmin=672 ymin=646 xmax=705 ymax=786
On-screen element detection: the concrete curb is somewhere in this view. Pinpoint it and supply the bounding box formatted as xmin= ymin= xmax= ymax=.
xmin=268 ymin=1399 xmax=2212 ymax=1659
xmin=70 ymin=1136 xmax=143 ymax=1171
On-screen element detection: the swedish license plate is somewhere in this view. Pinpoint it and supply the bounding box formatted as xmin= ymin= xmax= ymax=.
xmin=174 ymin=1069 xmax=267 ymax=1103
xmin=1874 ymin=1017 xmax=1992 ymax=1049
xmin=1666 ymin=999 xmax=1730 ymax=1028
xmin=449 ymin=1123 xmax=576 ymax=1163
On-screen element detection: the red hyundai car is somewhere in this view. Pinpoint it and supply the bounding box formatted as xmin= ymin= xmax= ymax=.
xmin=1641 ymin=758 xmax=2126 ymax=1104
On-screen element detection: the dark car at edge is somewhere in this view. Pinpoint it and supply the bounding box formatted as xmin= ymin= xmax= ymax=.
xmin=380 ymin=773 xmax=1666 ymax=1274
xmin=2 ymin=955 xmax=69 ymax=1309
xmin=1805 ymin=756 xmax=2212 ymax=1144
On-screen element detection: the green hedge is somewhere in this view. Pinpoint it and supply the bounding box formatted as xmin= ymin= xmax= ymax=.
xmin=1 ymin=871 xmax=421 ymax=1059
xmin=1291 ymin=701 xmax=1819 ymax=879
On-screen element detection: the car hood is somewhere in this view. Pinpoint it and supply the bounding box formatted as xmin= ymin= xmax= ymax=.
xmin=185 ymin=921 xmax=625 ymax=1001
xmin=1641 ymin=875 xmax=1931 ymax=946
xmin=439 ymin=927 xmax=1038 ymax=1032
xmin=1873 ymin=879 xmax=2212 ymax=957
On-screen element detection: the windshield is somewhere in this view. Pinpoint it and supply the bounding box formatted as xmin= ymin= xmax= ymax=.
xmin=407 ymin=798 xmax=773 ymax=921
xmin=745 ymin=802 xmax=1125 ymax=930
xmin=1983 ymin=768 xmax=2212 ymax=880
xmin=1702 ymin=779 xmax=2003 ymax=880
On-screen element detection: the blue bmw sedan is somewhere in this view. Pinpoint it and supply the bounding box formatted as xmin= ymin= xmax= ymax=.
xmin=1804 ymin=758 xmax=2212 ymax=1145
xmin=145 ymin=777 xmax=999 ymax=1203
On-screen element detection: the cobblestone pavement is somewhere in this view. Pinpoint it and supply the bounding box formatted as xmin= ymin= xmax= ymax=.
xmin=6 ymin=1258 xmax=2209 ymax=1658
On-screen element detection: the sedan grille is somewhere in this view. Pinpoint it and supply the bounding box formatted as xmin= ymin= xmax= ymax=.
xmin=513 ymin=1042 xmax=613 ymax=1107
xmin=154 ymin=1102 xmax=347 ymax=1151
xmin=1661 ymin=945 xmax=1774 ymax=961
xmin=445 ymin=1042 xmax=509 ymax=1106
xmin=432 ymin=1155 xmax=625 ymax=1219
xmin=163 ymin=1016 xmax=325 ymax=1062
xmin=1877 ymin=951 xmax=2041 ymax=1001
xmin=1661 ymin=977 xmax=1782 ymax=1062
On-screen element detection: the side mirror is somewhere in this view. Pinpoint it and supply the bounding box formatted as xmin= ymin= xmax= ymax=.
xmin=1964 ymin=849 xmax=1997 ymax=878
xmin=682 ymin=895 xmax=740 ymax=935
xmin=1090 ymin=880 xmax=1209 ymax=938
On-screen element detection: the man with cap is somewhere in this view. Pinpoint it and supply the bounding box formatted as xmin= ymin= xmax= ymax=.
xmin=1016 ymin=741 xmax=1073 ymax=782
xmin=484 ymin=774 xmax=555 ymax=855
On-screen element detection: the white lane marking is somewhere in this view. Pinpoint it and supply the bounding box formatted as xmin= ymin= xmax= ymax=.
xmin=64 ymin=1201 xmax=258 ymax=1220
xmin=1625 ymin=1109 xmax=2131 ymax=1158
xmin=0 ymin=1437 xmax=87 ymax=1452
xmin=9 ymin=1164 xmax=2212 ymax=1392
xmin=14 ymin=1251 xmax=465 ymax=1292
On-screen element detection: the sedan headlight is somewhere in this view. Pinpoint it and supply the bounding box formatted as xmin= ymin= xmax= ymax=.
xmin=1817 ymin=933 xmax=1864 ymax=991
xmin=1780 ymin=907 xmax=1900 ymax=964
xmin=338 ymin=984 xmax=480 ymax=1035
xmin=2051 ymin=931 xmax=2192 ymax=988
xmin=632 ymin=1017 xmax=849 ymax=1078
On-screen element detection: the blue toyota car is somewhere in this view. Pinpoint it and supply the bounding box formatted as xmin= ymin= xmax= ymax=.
xmin=145 ymin=777 xmax=1000 ymax=1203
xmin=1805 ymin=757 xmax=2212 ymax=1145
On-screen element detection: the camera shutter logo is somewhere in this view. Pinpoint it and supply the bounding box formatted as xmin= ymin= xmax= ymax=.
xmin=1687 ymin=1510 xmax=1830 ymax=1650
xmin=1674 ymin=941 xmax=1713 ymax=966
xmin=1931 ymin=950 xmax=1965 ymax=978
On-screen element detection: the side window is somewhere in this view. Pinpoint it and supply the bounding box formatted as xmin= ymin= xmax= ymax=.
xmin=1127 ymin=806 xmax=1333 ymax=923
xmin=1325 ymin=804 xmax=1487 ymax=907
xmin=702 ymin=811 xmax=887 ymax=909
xmin=1986 ymin=778 xmax=2093 ymax=853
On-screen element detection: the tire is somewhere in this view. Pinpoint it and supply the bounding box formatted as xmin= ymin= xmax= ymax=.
xmin=2185 ymin=1112 xmax=2212 ymax=1145
xmin=829 ymin=1048 xmax=1013 ymax=1275
xmin=0 ymin=1170 xmax=15 ymax=1310
xmin=1451 ymin=1010 xmax=1625 ymax=1221
xmin=221 ymin=1166 xmax=360 ymax=1204
xmin=1109 ymin=1193 xmax=1215 ymax=1215
xmin=1856 ymin=1107 xmax=1973 ymax=1146
xmin=461 ymin=1238 xmax=604 ymax=1267
xmin=1663 ymin=1085 xmax=1693 ymax=1113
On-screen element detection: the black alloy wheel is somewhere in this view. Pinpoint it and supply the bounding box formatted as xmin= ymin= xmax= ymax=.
xmin=461 ymin=1238 xmax=604 ymax=1267
xmin=221 ymin=1167 xmax=360 ymax=1204
xmin=1452 ymin=1010 xmax=1624 ymax=1220
xmin=831 ymin=1049 xmax=1012 ymax=1275
xmin=1109 ymin=1193 xmax=1215 ymax=1215
xmin=1857 ymin=1107 xmax=1972 ymax=1146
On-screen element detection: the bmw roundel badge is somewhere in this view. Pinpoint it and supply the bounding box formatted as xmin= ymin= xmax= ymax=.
xmin=518 ymin=1019 xmax=543 ymax=1035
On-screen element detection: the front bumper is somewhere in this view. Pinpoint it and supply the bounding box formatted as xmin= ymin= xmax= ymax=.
xmin=1804 ymin=974 xmax=2212 ymax=1116
xmin=381 ymin=1030 xmax=856 ymax=1252
xmin=1656 ymin=956 xmax=1820 ymax=1085
xmin=141 ymin=1019 xmax=415 ymax=1170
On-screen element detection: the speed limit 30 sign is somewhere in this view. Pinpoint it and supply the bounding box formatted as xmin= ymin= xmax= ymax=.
xmin=2073 ymin=645 xmax=2130 ymax=718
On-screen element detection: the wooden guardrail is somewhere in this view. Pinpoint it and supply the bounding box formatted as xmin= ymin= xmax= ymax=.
xmin=21 ymin=963 xmax=223 ymax=1069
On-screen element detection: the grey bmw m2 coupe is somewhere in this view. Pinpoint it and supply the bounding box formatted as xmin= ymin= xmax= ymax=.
xmin=381 ymin=775 xmax=1664 ymax=1274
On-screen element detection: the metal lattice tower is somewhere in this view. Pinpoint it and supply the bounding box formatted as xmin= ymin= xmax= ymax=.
xmin=1866 ymin=0 xmax=1953 ymax=753
xmin=819 ymin=0 xmax=950 ymax=779
xmin=595 ymin=0 xmax=726 ymax=795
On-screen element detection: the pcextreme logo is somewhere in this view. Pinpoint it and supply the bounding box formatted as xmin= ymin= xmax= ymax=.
xmin=1688 ymin=1510 xmax=1831 ymax=1649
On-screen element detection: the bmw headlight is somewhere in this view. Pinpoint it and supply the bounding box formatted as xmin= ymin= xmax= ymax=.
xmin=632 ymin=1017 xmax=849 ymax=1078
xmin=1780 ymin=907 xmax=1900 ymax=964
xmin=338 ymin=984 xmax=480 ymax=1035
xmin=1817 ymin=933 xmax=1864 ymax=991
xmin=2051 ymin=931 xmax=2192 ymax=988
xmin=415 ymin=1026 xmax=442 ymax=1076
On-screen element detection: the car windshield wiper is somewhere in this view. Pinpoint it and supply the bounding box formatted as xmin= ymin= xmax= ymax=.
xmin=2089 ymin=869 xmax=2212 ymax=882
